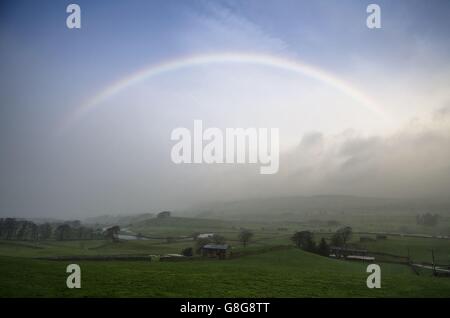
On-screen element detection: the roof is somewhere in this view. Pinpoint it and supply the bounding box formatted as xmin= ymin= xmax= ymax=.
xmin=202 ymin=244 xmax=229 ymax=250
xmin=198 ymin=233 xmax=215 ymax=238
xmin=346 ymin=255 xmax=375 ymax=261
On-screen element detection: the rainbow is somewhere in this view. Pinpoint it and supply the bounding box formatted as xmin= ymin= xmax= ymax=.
xmin=64 ymin=52 xmax=390 ymax=128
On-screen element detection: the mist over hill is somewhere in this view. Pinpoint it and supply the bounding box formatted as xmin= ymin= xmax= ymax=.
xmin=84 ymin=213 xmax=155 ymax=227
xmin=181 ymin=195 xmax=450 ymax=221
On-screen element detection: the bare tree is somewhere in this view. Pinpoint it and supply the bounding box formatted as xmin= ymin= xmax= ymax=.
xmin=238 ymin=229 xmax=253 ymax=247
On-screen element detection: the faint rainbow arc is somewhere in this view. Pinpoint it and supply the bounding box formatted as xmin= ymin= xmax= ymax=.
xmin=66 ymin=52 xmax=391 ymax=128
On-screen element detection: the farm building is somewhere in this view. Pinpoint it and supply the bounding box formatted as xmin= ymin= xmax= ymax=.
xmin=197 ymin=233 xmax=215 ymax=239
xmin=201 ymin=244 xmax=230 ymax=259
xmin=160 ymin=254 xmax=186 ymax=262
xmin=329 ymin=246 xmax=375 ymax=261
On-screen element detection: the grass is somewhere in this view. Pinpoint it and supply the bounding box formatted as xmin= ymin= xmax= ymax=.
xmin=129 ymin=216 xmax=236 ymax=237
xmin=1 ymin=248 xmax=450 ymax=297
xmin=0 ymin=239 xmax=195 ymax=258
xmin=354 ymin=235 xmax=450 ymax=264
xmin=1 ymin=214 xmax=450 ymax=298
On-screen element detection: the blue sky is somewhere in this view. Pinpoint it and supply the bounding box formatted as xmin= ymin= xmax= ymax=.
xmin=1 ymin=0 xmax=450 ymax=218
xmin=1 ymin=0 xmax=449 ymax=130
xmin=1 ymin=0 xmax=449 ymax=110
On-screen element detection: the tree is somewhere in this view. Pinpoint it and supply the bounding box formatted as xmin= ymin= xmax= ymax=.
xmin=238 ymin=229 xmax=253 ymax=247
xmin=76 ymin=226 xmax=83 ymax=239
xmin=417 ymin=213 xmax=439 ymax=226
xmin=67 ymin=220 xmax=81 ymax=228
xmin=82 ymin=227 xmax=94 ymax=240
xmin=55 ymin=224 xmax=71 ymax=241
xmin=191 ymin=232 xmax=200 ymax=240
xmin=291 ymin=231 xmax=316 ymax=252
xmin=3 ymin=218 xmax=18 ymax=240
xmin=38 ymin=223 xmax=52 ymax=240
xmin=331 ymin=226 xmax=352 ymax=247
xmin=16 ymin=221 xmax=28 ymax=240
xmin=29 ymin=222 xmax=38 ymax=241
xmin=339 ymin=226 xmax=352 ymax=243
xmin=212 ymin=234 xmax=226 ymax=244
xmin=195 ymin=237 xmax=211 ymax=254
xmin=181 ymin=247 xmax=193 ymax=257
xmin=157 ymin=211 xmax=171 ymax=218
xmin=104 ymin=225 xmax=120 ymax=242
xmin=317 ymin=238 xmax=330 ymax=256
xmin=416 ymin=214 xmax=422 ymax=225
xmin=331 ymin=232 xmax=345 ymax=247
xmin=93 ymin=227 xmax=104 ymax=239
xmin=74 ymin=226 xmax=94 ymax=240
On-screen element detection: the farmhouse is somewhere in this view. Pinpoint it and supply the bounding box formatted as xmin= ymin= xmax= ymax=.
xmin=201 ymin=244 xmax=230 ymax=259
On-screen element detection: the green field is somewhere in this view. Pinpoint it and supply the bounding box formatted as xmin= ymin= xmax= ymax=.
xmin=1 ymin=214 xmax=450 ymax=298
xmin=355 ymin=235 xmax=450 ymax=264
xmin=2 ymin=248 xmax=450 ymax=298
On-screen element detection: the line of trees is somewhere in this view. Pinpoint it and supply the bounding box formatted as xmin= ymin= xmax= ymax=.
xmin=416 ymin=213 xmax=439 ymax=226
xmin=0 ymin=218 xmax=103 ymax=241
xmin=291 ymin=226 xmax=353 ymax=257
xmin=291 ymin=231 xmax=329 ymax=256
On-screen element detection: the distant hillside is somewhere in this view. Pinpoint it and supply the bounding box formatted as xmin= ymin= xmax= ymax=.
xmin=84 ymin=213 xmax=154 ymax=226
xmin=129 ymin=216 xmax=235 ymax=237
xmin=183 ymin=195 xmax=450 ymax=220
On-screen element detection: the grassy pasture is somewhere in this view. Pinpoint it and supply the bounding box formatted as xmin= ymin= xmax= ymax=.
xmin=2 ymin=248 xmax=450 ymax=298
xmin=1 ymin=215 xmax=449 ymax=297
